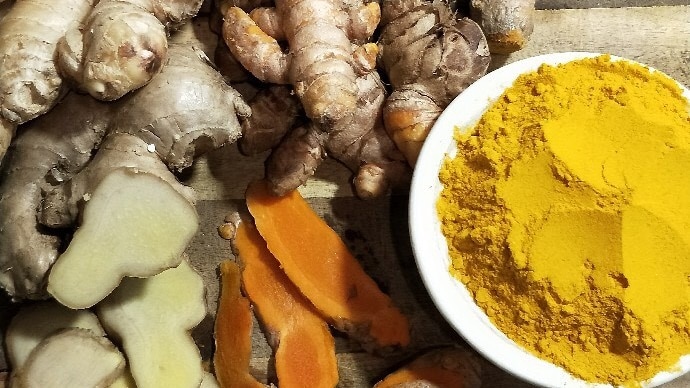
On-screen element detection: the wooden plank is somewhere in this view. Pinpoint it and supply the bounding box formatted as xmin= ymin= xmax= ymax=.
xmin=490 ymin=6 xmax=690 ymax=89
xmin=537 ymin=0 xmax=690 ymax=9
xmin=0 ymin=291 xmax=17 ymax=373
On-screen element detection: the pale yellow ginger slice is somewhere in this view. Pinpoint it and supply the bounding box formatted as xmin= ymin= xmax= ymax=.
xmin=200 ymin=372 xmax=220 ymax=388
xmin=97 ymin=259 xmax=206 ymax=388
xmin=5 ymin=300 xmax=105 ymax=369
xmin=10 ymin=328 xmax=125 ymax=388
xmin=108 ymin=369 xmax=136 ymax=388
xmin=47 ymin=168 xmax=199 ymax=309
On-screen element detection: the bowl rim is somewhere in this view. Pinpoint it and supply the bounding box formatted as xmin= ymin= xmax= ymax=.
xmin=408 ymin=51 xmax=690 ymax=388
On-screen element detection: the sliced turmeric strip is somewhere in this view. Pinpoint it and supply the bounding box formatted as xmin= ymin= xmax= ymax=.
xmin=213 ymin=260 xmax=264 ymax=388
xmin=245 ymin=180 xmax=410 ymax=349
xmin=374 ymin=347 xmax=482 ymax=388
xmin=234 ymin=220 xmax=338 ymax=388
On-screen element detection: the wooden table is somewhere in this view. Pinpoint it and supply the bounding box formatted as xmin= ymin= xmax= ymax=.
xmin=1 ymin=1 xmax=690 ymax=387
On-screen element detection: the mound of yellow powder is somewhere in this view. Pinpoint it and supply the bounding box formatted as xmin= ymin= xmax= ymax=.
xmin=437 ymin=55 xmax=690 ymax=386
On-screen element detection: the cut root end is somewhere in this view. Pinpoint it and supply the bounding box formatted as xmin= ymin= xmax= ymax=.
xmin=47 ymin=168 xmax=199 ymax=309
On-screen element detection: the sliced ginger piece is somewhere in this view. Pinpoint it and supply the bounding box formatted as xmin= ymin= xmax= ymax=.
xmin=97 ymin=259 xmax=206 ymax=388
xmin=374 ymin=347 xmax=482 ymax=388
xmin=214 ymin=260 xmax=265 ymax=388
xmin=234 ymin=221 xmax=338 ymax=388
xmin=201 ymin=372 xmax=221 ymax=388
xmin=11 ymin=328 xmax=125 ymax=388
xmin=246 ymin=180 xmax=409 ymax=350
xmin=47 ymin=168 xmax=199 ymax=309
xmin=108 ymin=369 xmax=136 ymax=388
xmin=5 ymin=300 xmax=105 ymax=369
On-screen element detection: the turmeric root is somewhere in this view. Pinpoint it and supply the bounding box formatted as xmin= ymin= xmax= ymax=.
xmin=97 ymin=259 xmax=207 ymax=388
xmin=239 ymin=86 xmax=302 ymax=156
xmin=223 ymin=2 xmax=370 ymax=122
xmin=374 ymin=347 xmax=482 ymax=388
xmin=214 ymin=260 xmax=264 ymax=388
xmin=470 ymin=0 xmax=535 ymax=54
xmin=10 ymin=328 xmax=126 ymax=388
xmin=0 ymin=44 xmax=249 ymax=300
xmin=246 ymin=180 xmax=410 ymax=349
xmin=262 ymin=72 xmax=409 ymax=198
xmin=223 ymin=2 xmax=409 ymax=197
xmin=0 ymin=0 xmax=96 ymax=159
xmin=233 ymin=220 xmax=339 ymax=388
xmin=378 ymin=0 xmax=490 ymax=165
xmin=57 ymin=0 xmax=204 ymax=100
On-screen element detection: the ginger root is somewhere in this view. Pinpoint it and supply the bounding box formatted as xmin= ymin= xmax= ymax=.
xmin=0 ymin=0 xmax=96 ymax=160
xmin=47 ymin=168 xmax=199 ymax=309
xmin=233 ymin=220 xmax=339 ymax=388
xmin=57 ymin=0 xmax=204 ymax=100
xmin=10 ymin=328 xmax=125 ymax=388
xmin=213 ymin=260 xmax=265 ymax=388
xmin=470 ymin=0 xmax=536 ymax=54
xmin=97 ymin=259 xmax=207 ymax=388
xmin=246 ymin=180 xmax=410 ymax=349
xmin=378 ymin=0 xmax=490 ymax=165
xmin=0 ymin=93 xmax=111 ymax=299
xmin=5 ymin=301 xmax=105 ymax=370
xmin=0 ymin=44 xmax=249 ymax=300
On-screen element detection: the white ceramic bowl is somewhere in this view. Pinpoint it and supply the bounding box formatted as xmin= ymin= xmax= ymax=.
xmin=408 ymin=52 xmax=690 ymax=388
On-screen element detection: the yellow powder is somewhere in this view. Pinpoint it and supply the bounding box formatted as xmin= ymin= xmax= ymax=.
xmin=437 ymin=55 xmax=690 ymax=386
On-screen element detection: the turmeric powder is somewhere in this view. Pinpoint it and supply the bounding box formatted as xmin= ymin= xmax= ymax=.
xmin=437 ymin=55 xmax=690 ymax=386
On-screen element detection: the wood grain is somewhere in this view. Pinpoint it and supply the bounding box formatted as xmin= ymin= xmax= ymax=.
xmin=537 ymin=0 xmax=690 ymax=9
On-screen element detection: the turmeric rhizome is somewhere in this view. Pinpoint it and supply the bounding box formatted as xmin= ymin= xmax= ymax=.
xmin=438 ymin=55 xmax=690 ymax=386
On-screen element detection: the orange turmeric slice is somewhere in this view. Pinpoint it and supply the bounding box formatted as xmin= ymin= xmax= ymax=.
xmin=245 ymin=180 xmax=410 ymax=349
xmin=213 ymin=260 xmax=264 ymax=388
xmin=374 ymin=347 xmax=482 ymax=388
xmin=234 ymin=220 xmax=338 ymax=388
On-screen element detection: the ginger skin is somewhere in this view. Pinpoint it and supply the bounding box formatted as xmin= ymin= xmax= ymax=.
xmin=0 ymin=0 xmax=96 ymax=160
xmin=378 ymin=0 xmax=490 ymax=166
xmin=0 ymin=44 xmax=249 ymax=300
xmin=0 ymin=93 xmax=111 ymax=299
xmin=57 ymin=0 xmax=204 ymax=100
